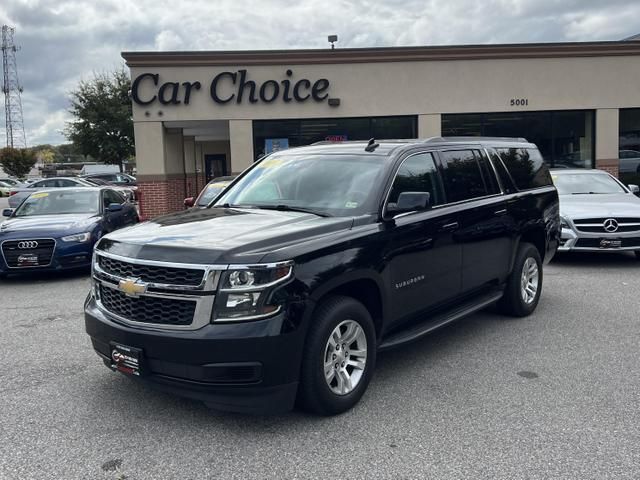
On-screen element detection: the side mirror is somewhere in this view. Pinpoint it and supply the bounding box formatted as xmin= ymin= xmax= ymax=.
xmin=107 ymin=203 xmax=123 ymax=212
xmin=628 ymin=184 xmax=639 ymax=195
xmin=2 ymin=208 xmax=13 ymax=217
xmin=386 ymin=192 xmax=431 ymax=216
xmin=184 ymin=197 xmax=195 ymax=208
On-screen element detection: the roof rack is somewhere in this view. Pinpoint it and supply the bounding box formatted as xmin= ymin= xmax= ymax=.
xmin=424 ymin=136 xmax=529 ymax=143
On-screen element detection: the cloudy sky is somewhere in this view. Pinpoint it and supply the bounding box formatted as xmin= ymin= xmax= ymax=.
xmin=1 ymin=0 xmax=640 ymax=146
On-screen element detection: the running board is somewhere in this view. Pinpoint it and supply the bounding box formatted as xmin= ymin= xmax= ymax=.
xmin=378 ymin=288 xmax=504 ymax=352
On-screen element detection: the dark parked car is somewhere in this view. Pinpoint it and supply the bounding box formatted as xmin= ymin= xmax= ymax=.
xmin=184 ymin=176 xmax=236 ymax=208
xmin=1 ymin=187 xmax=138 ymax=276
xmin=81 ymin=172 xmax=136 ymax=186
xmin=85 ymin=138 xmax=559 ymax=415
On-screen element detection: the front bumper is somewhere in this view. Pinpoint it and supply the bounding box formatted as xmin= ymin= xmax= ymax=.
xmin=84 ymin=297 xmax=305 ymax=414
xmin=558 ymin=227 xmax=640 ymax=252
xmin=0 ymin=240 xmax=93 ymax=274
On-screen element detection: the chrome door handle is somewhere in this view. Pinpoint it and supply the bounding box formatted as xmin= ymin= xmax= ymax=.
xmin=440 ymin=222 xmax=459 ymax=232
xmin=494 ymin=209 xmax=507 ymax=216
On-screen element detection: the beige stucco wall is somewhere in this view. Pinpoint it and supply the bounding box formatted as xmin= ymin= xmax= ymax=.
xmin=596 ymin=108 xmax=620 ymax=163
xmin=228 ymin=120 xmax=253 ymax=173
xmin=183 ymin=136 xmax=196 ymax=174
xmin=129 ymin=56 xmax=640 ymax=124
xmin=133 ymin=122 xmax=165 ymax=176
xmin=130 ymin=54 xmax=640 ymax=173
xmin=418 ymin=114 xmax=442 ymax=137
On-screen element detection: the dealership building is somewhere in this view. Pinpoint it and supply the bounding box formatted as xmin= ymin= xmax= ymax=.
xmin=123 ymin=39 xmax=640 ymax=217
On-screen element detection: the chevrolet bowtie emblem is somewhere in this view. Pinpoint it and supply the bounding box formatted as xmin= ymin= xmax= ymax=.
xmin=118 ymin=278 xmax=147 ymax=297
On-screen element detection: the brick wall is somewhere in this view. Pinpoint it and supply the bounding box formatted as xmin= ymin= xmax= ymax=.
xmin=137 ymin=174 xmax=209 ymax=219
xmin=137 ymin=177 xmax=187 ymax=219
xmin=185 ymin=174 xmax=207 ymax=199
xmin=596 ymin=165 xmax=619 ymax=177
xmin=596 ymin=159 xmax=619 ymax=178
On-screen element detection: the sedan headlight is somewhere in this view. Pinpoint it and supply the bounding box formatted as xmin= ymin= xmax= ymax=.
xmin=61 ymin=232 xmax=92 ymax=243
xmin=560 ymin=216 xmax=570 ymax=229
xmin=213 ymin=262 xmax=293 ymax=321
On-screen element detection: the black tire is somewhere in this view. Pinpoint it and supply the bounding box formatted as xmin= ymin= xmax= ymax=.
xmin=299 ymin=295 xmax=376 ymax=416
xmin=498 ymin=242 xmax=543 ymax=317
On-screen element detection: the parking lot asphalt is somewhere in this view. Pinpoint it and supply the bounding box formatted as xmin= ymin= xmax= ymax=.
xmin=1 ymin=253 xmax=639 ymax=479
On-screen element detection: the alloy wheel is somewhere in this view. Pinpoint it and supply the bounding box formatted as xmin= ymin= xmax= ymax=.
xmin=323 ymin=319 xmax=368 ymax=395
xmin=520 ymin=257 xmax=539 ymax=304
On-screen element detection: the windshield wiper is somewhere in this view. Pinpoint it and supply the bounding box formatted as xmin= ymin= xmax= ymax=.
xmin=254 ymin=205 xmax=332 ymax=217
xmin=571 ymin=192 xmax=604 ymax=195
xmin=215 ymin=203 xmax=252 ymax=209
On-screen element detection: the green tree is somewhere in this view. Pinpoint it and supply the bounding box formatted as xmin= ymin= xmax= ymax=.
xmin=65 ymin=69 xmax=134 ymax=171
xmin=0 ymin=147 xmax=37 ymax=178
xmin=34 ymin=147 xmax=56 ymax=164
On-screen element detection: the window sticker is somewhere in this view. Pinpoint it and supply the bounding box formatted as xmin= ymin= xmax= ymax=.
xmin=260 ymin=158 xmax=283 ymax=169
xmin=345 ymin=201 xmax=359 ymax=208
xmin=31 ymin=192 xmax=49 ymax=198
xmin=208 ymin=183 xmax=226 ymax=189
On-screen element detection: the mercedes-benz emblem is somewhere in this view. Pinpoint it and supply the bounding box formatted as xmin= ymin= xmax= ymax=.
xmin=17 ymin=241 xmax=39 ymax=249
xmin=603 ymin=218 xmax=619 ymax=233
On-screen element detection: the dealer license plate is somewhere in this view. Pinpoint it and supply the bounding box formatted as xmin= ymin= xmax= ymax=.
xmin=110 ymin=343 xmax=144 ymax=376
xmin=599 ymin=238 xmax=622 ymax=249
xmin=17 ymin=253 xmax=39 ymax=267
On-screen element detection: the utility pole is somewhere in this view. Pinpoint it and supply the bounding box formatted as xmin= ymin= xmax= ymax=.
xmin=2 ymin=25 xmax=27 ymax=149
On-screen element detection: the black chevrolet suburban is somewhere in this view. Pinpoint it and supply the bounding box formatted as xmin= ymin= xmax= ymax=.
xmin=85 ymin=137 xmax=559 ymax=415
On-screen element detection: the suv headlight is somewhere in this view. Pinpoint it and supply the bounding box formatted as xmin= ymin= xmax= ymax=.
xmin=61 ymin=232 xmax=92 ymax=243
xmin=213 ymin=262 xmax=293 ymax=321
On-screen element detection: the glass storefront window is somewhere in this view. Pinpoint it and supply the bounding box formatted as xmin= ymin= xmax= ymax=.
xmin=253 ymin=116 xmax=417 ymax=160
xmin=442 ymin=110 xmax=595 ymax=169
xmin=619 ymin=108 xmax=640 ymax=186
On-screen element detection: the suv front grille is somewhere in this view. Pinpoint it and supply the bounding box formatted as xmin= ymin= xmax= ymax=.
xmin=2 ymin=239 xmax=56 ymax=268
xmin=98 ymin=284 xmax=196 ymax=326
xmin=97 ymin=255 xmax=204 ymax=286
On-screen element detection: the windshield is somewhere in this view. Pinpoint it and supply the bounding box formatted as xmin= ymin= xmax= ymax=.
xmin=553 ymin=173 xmax=627 ymax=195
xmin=15 ymin=190 xmax=100 ymax=216
xmin=215 ymin=154 xmax=387 ymax=216
xmin=197 ymin=182 xmax=230 ymax=206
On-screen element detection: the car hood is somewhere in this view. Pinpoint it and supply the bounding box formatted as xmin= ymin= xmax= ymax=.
xmin=560 ymin=193 xmax=640 ymax=218
xmin=0 ymin=213 xmax=100 ymax=236
xmin=97 ymin=207 xmax=354 ymax=264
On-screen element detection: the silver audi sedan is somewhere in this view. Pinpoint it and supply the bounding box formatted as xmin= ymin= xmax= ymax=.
xmin=553 ymin=169 xmax=640 ymax=259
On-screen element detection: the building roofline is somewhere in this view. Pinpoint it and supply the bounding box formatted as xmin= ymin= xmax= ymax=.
xmin=122 ymin=40 xmax=640 ymax=67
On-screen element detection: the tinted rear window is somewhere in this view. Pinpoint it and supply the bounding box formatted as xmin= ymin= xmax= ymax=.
xmin=488 ymin=150 xmax=517 ymax=194
xmin=496 ymin=148 xmax=552 ymax=190
xmin=439 ymin=149 xmax=489 ymax=202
